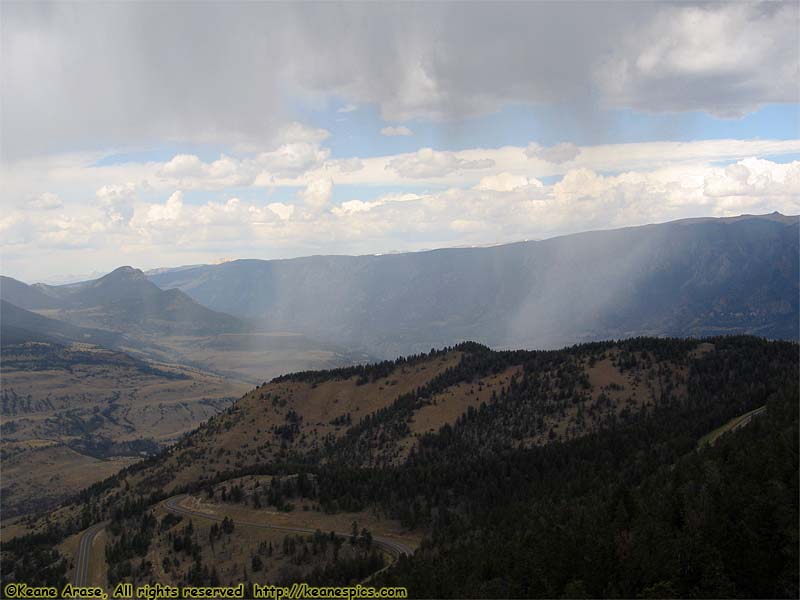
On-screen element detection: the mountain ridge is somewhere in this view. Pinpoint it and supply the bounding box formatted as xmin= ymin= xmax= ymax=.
xmin=0 ymin=300 xmax=122 ymax=348
xmin=1 ymin=266 xmax=247 ymax=337
xmin=146 ymin=213 xmax=800 ymax=357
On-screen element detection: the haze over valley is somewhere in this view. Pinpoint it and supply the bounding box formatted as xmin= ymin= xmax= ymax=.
xmin=1 ymin=2 xmax=798 ymax=598
xmin=1 ymin=213 xmax=797 ymax=520
xmin=148 ymin=213 xmax=799 ymax=356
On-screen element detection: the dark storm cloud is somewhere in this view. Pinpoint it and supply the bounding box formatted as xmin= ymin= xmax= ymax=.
xmin=2 ymin=1 xmax=797 ymax=159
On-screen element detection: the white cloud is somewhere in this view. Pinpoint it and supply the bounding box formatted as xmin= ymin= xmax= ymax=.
xmin=141 ymin=190 xmax=184 ymax=225
xmin=475 ymin=173 xmax=536 ymax=192
xmin=0 ymin=212 xmax=32 ymax=245
xmin=255 ymin=142 xmax=330 ymax=178
xmin=159 ymin=154 xmax=205 ymax=178
xmin=525 ymin=142 xmax=581 ymax=164
xmin=157 ymin=153 xmax=255 ymax=188
xmin=28 ymin=192 xmax=63 ymax=210
xmin=333 ymin=158 xmax=364 ymax=174
xmin=267 ymin=202 xmax=295 ymax=221
xmin=703 ymin=158 xmax=800 ymax=200
xmin=332 ymin=193 xmax=423 ymax=216
xmin=3 ymin=137 xmax=798 ymax=278
xmin=298 ymin=176 xmax=333 ymax=211
xmin=599 ymin=3 xmax=799 ymax=116
xmin=387 ymin=148 xmax=495 ymax=178
xmin=4 ymin=156 xmax=798 ymax=282
xmin=153 ymin=124 xmax=332 ymax=190
xmin=3 ymin=122 xmax=800 ymax=282
xmin=4 ymin=136 xmax=799 ymax=201
xmin=323 ymin=139 xmax=800 ymax=188
xmin=337 ymin=104 xmax=358 ymax=113
xmin=333 ymin=199 xmax=382 ymax=215
xmin=248 ymin=125 xmax=332 ymax=180
xmin=96 ymin=183 xmax=137 ymax=225
xmin=380 ymin=126 xmax=414 ymax=137
xmin=276 ymin=122 xmax=331 ymax=145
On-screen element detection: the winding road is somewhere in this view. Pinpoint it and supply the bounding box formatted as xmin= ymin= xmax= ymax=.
xmin=729 ymin=405 xmax=767 ymax=433
xmin=73 ymin=495 xmax=413 ymax=588
xmin=162 ymin=494 xmax=414 ymax=558
xmin=73 ymin=519 xmax=109 ymax=588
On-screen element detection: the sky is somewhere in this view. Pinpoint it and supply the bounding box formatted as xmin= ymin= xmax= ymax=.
xmin=1 ymin=1 xmax=799 ymax=283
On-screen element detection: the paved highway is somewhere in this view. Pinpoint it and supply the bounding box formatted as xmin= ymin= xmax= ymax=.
xmin=730 ymin=405 xmax=767 ymax=432
xmin=73 ymin=520 xmax=109 ymax=588
xmin=162 ymin=494 xmax=414 ymax=558
xmin=72 ymin=494 xmax=413 ymax=592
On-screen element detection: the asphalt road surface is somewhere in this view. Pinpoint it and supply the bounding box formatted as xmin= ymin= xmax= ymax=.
xmin=730 ymin=405 xmax=767 ymax=432
xmin=73 ymin=519 xmax=109 ymax=587
xmin=162 ymin=494 xmax=414 ymax=558
xmin=72 ymin=494 xmax=414 ymax=592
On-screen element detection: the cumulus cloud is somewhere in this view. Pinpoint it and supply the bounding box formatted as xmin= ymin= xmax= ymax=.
xmin=333 ymin=158 xmax=365 ymax=174
xmin=332 ymin=200 xmax=379 ymax=215
xmin=5 ymin=156 xmax=798 ymax=281
xmin=332 ymin=193 xmax=423 ymax=216
xmin=3 ymin=139 xmax=797 ymax=269
xmin=158 ymin=138 xmax=797 ymax=190
xmin=267 ymin=202 xmax=295 ymax=221
xmin=298 ymin=176 xmax=333 ymax=211
xmin=704 ymin=158 xmax=800 ymax=200
xmin=142 ymin=159 xmax=800 ymax=244
xmin=158 ymin=155 xmax=205 ymax=178
xmin=141 ymin=190 xmax=184 ymax=226
xmin=387 ymin=148 xmax=495 ymax=178
xmin=449 ymin=219 xmax=485 ymax=233
xmin=154 ymin=123 xmax=332 ymax=189
xmin=380 ymin=126 xmax=414 ymax=137
xmin=255 ymin=142 xmax=330 ymax=178
xmin=277 ymin=123 xmax=330 ymax=145
xmin=28 ymin=192 xmax=63 ymax=210
xmin=247 ymin=125 xmax=331 ymax=180
xmin=157 ymin=153 xmax=255 ymax=188
xmin=96 ymin=183 xmax=137 ymax=225
xmin=475 ymin=173 xmax=536 ymax=192
xmin=525 ymin=142 xmax=581 ymax=164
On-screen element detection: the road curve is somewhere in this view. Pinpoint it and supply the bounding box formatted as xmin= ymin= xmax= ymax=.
xmin=73 ymin=520 xmax=109 ymax=587
xmin=730 ymin=405 xmax=767 ymax=432
xmin=162 ymin=494 xmax=414 ymax=558
xmin=72 ymin=495 xmax=412 ymax=591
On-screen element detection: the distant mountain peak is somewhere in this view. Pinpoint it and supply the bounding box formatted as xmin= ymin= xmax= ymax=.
xmin=104 ymin=265 xmax=146 ymax=279
xmin=75 ymin=266 xmax=154 ymax=301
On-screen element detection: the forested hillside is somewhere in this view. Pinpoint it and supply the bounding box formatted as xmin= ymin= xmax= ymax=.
xmin=375 ymin=338 xmax=799 ymax=598
xmin=1 ymin=336 xmax=797 ymax=598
